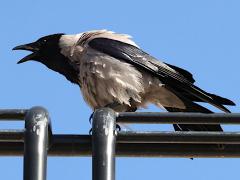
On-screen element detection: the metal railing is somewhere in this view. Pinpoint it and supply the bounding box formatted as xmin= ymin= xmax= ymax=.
xmin=1 ymin=107 xmax=240 ymax=180
xmin=0 ymin=107 xmax=50 ymax=180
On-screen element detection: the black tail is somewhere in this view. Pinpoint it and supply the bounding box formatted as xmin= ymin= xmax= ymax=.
xmin=181 ymin=92 xmax=235 ymax=107
xmin=165 ymin=100 xmax=223 ymax=132
xmin=208 ymin=93 xmax=235 ymax=106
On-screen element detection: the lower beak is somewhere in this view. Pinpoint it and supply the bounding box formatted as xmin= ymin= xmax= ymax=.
xmin=13 ymin=42 xmax=40 ymax=64
xmin=16 ymin=52 xmax=39 ymax=64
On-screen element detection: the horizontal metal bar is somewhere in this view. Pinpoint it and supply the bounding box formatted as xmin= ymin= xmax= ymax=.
xmin=0 ymin=109 xmax=27 ymax=120
xmin=117 ymin=112 xmax=240 ymax=124
xmin=3 ymin=131 xmax=240 ymax=144
xmin=1 ymin=134 xmax=240 ymax=157
xmin=1 ymin=141 xmax=240 ymax=158
xmin=0 ymin=110 xmax=239 ymax=124
xmin=0 ymin=130 xmax=24 ymax=142
xmin=117 ymin=131 xmax=240 ymax=144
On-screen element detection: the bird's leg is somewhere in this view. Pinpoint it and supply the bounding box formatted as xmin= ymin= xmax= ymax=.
xmin=88 ymin=102 xmax=122 ymax=134
xmin=90 ymin=102 xmax=137 ymax=132
xmin=104 ymin=102 xmax=126 ymax=131
xmin=105 ymin=101 xmax=137 ymax=131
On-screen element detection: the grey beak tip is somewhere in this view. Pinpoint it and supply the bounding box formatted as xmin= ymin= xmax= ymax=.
xmin=12 ymin=45 xmax=25 ymax=51
xmin=12 ymin=46 xmax=19 ymax=51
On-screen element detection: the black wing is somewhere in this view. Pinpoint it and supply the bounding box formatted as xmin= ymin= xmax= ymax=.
xmin=88 ymin=38 xmax=232 ymax=112
xmin=165 ymin=63 xmax=234 ymax=105
xmin=164 ymin=63 xmax=195 ymax=83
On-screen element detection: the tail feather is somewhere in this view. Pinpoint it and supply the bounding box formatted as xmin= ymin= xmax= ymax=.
xmin=165 ymin=98 xmax=223 ymax=131
xmin=181 ymin=92 xmax=235 ymax=106
xmin=208 ymin=93 xmax=235 ymax=106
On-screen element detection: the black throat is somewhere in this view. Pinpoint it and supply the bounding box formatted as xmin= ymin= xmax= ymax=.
xmin=33 ymin=33 xmax=79 ymax=84
xmin=42 ymin=53 xmax=79 ymax=84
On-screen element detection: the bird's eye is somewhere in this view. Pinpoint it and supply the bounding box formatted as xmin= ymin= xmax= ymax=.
xmin=39 ymin=39 xmax=47 ymax=45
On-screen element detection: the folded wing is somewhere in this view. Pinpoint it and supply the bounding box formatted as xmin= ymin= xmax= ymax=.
xmin=88 ymin=38 xmax=234 ymax=112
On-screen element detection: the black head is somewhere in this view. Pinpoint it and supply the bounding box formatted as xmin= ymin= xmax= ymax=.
xmin=13 ymin=33 xmax=79 ymax=84
xmin=13 ymin=33 xmax=64 ymax=64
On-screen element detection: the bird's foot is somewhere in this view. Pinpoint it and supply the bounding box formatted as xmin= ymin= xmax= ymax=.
xmin=89 ymin=112 xmax=94 ymax=124
xmin=116 ymin=124 xmax=121 ymax=131
xmin=89 ymin=128 xmax=92 ymax=135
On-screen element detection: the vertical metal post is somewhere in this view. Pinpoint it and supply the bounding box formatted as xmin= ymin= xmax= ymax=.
xmin=24 ymin=107 xmax=50 ymax=180
xmin=92 ymin=108 xmax=116 ymax=180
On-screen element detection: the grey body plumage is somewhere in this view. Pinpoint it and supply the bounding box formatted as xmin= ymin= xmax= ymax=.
xmin=13 ymin=30 xmax=235 ymax=131
xmin=58 ymin=30 xmax=187 ymax=111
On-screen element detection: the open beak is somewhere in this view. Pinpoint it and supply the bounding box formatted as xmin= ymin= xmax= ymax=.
xmin=12 ymin=42 xmax=40 ymax=64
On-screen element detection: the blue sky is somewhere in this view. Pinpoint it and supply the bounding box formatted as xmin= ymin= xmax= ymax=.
xmin=1 ymin=0 xmax=240 ymax=179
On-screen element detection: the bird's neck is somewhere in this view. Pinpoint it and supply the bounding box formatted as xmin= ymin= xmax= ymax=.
xmin=43 ymin=54 xmax=79 ymax=84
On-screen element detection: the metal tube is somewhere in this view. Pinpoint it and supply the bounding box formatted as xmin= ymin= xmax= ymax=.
xmin=0 ymin=109 xmax=27 ymax=120
xmin=2 ymin=141 xmax=240 ymax=158
xmin=24 ymin=107 xmax=50 ymax=180
xmin=0 ymin=130 xmax=24 ymax=142
xmin=1 ymin=109 xmax=240 ymax=160
xmin=92 ymin=108 xmax=116 ymax=180
xmin=117 ymin=131 xmax=240 ymax=144
xmin=3 ymin=132 xmax=240 ymax=144
xmin=117 ymin=112 xmax=240 ymax=124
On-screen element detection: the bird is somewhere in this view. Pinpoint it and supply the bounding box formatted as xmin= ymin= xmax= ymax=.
xmin=13 ymin=30 xmax=235 ymax=132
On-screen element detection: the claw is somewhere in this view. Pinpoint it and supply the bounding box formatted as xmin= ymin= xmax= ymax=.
xmin=116 ymin=124 xmax=121 ymax=131
xmin=89 ymin=112 xmax=94 ymax=124
xmin=89 ymin=128 xmax=92 ymax=135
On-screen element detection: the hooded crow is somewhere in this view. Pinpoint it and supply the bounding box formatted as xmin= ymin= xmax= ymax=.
xmin=13 ymin=30 xmax=235 ymax=131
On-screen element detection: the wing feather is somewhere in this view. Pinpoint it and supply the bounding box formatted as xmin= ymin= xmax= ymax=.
xmin=88 ymin=37 xmax=231 ymax=112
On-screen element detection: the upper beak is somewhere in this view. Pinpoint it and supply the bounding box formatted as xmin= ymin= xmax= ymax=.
xmin=12 ymin=42 xmax=40 ymax=64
